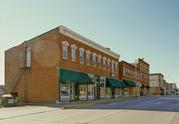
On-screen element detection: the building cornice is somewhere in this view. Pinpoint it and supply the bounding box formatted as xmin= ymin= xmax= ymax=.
xmin=59 ymin=25 xmax=120 ymax=59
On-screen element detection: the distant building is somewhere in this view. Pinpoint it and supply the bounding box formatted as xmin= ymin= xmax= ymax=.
xmin=149 ymin=73 xmax=164 ymax=95
xmin=169 ymin=83 xmax=178 ymax=95
xmin=177 ymin=88 xmax=179 ymax=95
xmin=163 ymin=80 xmax=170 ymax=95
xmin=118 ymin=61 xmax=138 ymax=96
xmin=118 ymin=58 xmax=150 ymax=96
xmin=0 ymin=85 xmax=5 ymax=96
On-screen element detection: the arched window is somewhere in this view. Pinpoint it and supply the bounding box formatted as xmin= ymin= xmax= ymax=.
xmin=62 ymin=41 xmax=69 ymax=59
xmin=79 ymin=48 xmax=85 ymax=64
xmin=71 ymin=44 xmax=77 ymax=62
xmin=103 ymin=57 xmax=106 ymax=70
xmin=98 ymin=55 xmax=102 ymax=68
xmin=86 ymin=50 xmax=91 ymax=65
xmin=111 ymin=60 xmax=115 ymax=72
xmin=107 ymin=58 xmax=111 ymax=71
xmin=92 ymin=53 xmax=97 ymax=66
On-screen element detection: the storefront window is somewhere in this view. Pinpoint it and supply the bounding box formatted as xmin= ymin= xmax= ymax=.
xmin=115 ymin=88 xmax=120 ymax=98
xmin=88 ymin=84 xmax=94 ymax=100
xmin=100 ymin=83 xmax=105 ymax=99
xmin=61 ymin=83 xmax=70 ymax=101
xmin=111 ymin=60 xmax=115 ymax=72
xmin=106 ymin=88 xmax=111 ymax=99
xmin=79 ymin=85 xmax=86 ymax=100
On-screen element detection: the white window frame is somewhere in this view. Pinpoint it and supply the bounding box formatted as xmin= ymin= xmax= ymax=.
xmin=98 ymin=55 xmax=102 ymax=68
xmin=111 ymin=60 xmax=115 ymax=72
xmin=86 ymin=50 xmax=91 ymax=65
xmin=92 ymin=53 xmax=97 ymax=66
xmin=62 ymin=41 xmax=69 ymax=60
xmin=123 ymin=67 xmax=126 ymax=76
xmin=103 ymin=57 xmax=106 ymax=70
xmin=71 ymin=44 xmax=77 ymax=62
xmin=79 ymin=48 xmax=85 ymax=64
xmin=107 ymin=58 xmax=111 ymax=71
xmin=115 ymin=62 xmax=118 ymax=73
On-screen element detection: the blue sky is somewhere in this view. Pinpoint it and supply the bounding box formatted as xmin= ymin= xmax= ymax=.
xmin=0 ymin=0 xmax=178 ymax=86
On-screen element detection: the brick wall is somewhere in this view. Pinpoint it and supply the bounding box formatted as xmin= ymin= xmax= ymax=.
xmin=59 ymin=33 xmax=119 ymax=78
xmin=5 ymin=27 xmax=60 ymax=102
xmin=5 ymin=26 xmax=119 ymax=102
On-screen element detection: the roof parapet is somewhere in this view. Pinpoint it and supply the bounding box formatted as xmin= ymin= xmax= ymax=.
xmin=59 ymin=25 xmax=120 ymax=59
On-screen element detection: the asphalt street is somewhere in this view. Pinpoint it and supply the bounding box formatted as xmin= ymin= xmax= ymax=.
xmin=0 ymin=96 xmax=179 ymax=124
xmin=82 ymin=96 xmax=179 ymax=112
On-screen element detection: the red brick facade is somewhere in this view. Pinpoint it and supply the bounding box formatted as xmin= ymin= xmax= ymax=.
xmin=5 ymin=26 xmax=120 ymax=102
xmin=118 ymin=59 xmax=150 ymax=95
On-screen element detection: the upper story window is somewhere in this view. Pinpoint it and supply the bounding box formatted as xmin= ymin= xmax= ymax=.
xmin=62 ymin=41 xmax=69 ymax=60
xmin=107 ymin=58 xmax=111 ymax=71
xmin=129 ymin=69 xmax=131 ymax=77
xmin=18 ymin=51 xmax=23 ymax=62
xmin=71 ymin=44 xmax=77 ymax=62
xmin=98 ymin=55 xmax=102 ymax=68
xmin=132 ymin=70 xmax=134 ymax=77
xmin=86 ymin=50 xmax=91 ymax=65
xmin=123 ymin=67 xmax=126 ymax=76
xmin=92 ymin=53 xmax=97 ymax=66
xmin=111 ymin=60 xmax=115 ymax=72
xmin=103 ymin=57 xmax=106 ymax=70
xmin=115 ymin=62 xmax=118 ymax=73
xmin=79 ymin=48 xmax=85 ymax=64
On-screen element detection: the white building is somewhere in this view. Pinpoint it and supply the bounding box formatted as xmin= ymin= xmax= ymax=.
xmin=149 ymin=73 xmax=164 ymax=95
xmin=169 ymin=83 xmax=178 ymax=95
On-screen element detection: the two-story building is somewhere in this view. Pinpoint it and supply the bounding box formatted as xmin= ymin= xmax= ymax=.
xmin=149 ymin=73 xmax=164 ymax=95
xmin=119 ymin=58 xmax=150 ymax=96
xmin=5 ymin=26 xmax=125 ymax=103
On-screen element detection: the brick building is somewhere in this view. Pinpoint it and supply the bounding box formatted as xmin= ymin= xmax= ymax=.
xmin=5 ymin=26 xmax=125 ymax=103
xmin=119 ymin=58 xmax=150 ymax=96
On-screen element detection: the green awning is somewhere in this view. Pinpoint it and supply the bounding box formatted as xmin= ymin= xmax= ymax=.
xmin=123 ymin=80 xmax=136 ymax=87
xmin=106 ymin=78 xmax=127 ymax=88
xmin=59 ymin=68 xmax=93 ymax=84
